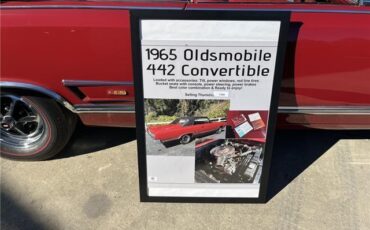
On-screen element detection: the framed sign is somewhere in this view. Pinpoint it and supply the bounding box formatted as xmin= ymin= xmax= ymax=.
xmin=131 ymin=10 xmax=290 ymax=203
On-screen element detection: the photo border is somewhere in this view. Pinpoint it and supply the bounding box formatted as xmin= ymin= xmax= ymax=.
xmin=131 ymin=10 xmax=291 ymax=203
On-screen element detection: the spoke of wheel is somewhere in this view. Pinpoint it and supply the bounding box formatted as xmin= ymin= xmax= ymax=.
xmin=18 ymin=115 xmax=38 ymax=123
xmin=13 ymin=126 xmax=27 ymax=136
xmin=6 ymin=100 xmax=16 ymax=116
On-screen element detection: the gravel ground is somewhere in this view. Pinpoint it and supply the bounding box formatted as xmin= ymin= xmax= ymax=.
xmin=1 ymin=125 xmax=370 ymax=230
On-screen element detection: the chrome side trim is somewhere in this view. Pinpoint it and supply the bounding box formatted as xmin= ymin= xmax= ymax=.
xmin=62 ymin=80 xmax=133 ymax=87
xmin=0 ymin=81 xmax=75 ymax=112
xmin=278 ymin=106 xmax=370 ymax=115
xmin=1 ymin=82 xmax=369 ymax=115
xmin=74 ymin=104 xmax=135 ymax=113
xmin=1 ymin=5 xmax=369 ymax=14
xmin=73 ymin=105 xmax=370 ymax=115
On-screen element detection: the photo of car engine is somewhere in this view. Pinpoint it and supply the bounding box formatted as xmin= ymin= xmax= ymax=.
xmin=195 ymin=139 xmax=264 ymax=183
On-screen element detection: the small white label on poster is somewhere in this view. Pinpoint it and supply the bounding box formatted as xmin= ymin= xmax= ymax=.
xmin=249 ymin=112 xmax=263 ymax=122
xmin=213 ymin=91 xmax=229 ymax=98
xmin=234 ymin=121 xmax=253 ymax=137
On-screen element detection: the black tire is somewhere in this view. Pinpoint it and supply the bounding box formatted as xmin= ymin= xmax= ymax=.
xmin=0 ymin=94 xmax=76 ymax=160
xmin=180 ymin=134 xmax=192 ymax=144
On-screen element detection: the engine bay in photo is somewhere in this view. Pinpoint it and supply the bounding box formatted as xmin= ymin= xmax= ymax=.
xmin=195 ymin=138 xmax=264 ymax=183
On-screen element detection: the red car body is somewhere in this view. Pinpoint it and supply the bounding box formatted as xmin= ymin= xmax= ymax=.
xmin=148 ymin=117 xmax=226 ymax=142
xmin=1 ymin=0 xmax=370 ymax=129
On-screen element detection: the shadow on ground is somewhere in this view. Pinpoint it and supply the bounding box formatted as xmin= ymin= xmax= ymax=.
xmin=56 ymin=124 xmax=136 ymax=159
xmin=267 ymin=129 xmax=370 ymax=201
xmin=1 ymin=189 xmax=54 ymax=230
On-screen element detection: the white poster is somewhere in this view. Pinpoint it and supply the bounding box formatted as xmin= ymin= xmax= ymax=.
xmin=132 ymin=11 xmax=290 ymax=202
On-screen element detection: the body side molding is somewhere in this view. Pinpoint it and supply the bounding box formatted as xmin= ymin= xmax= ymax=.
xmin=278 ymin=106 xmax=370 ymax=115
xmin=2 ymin=81 xmax=370 ymax=115
xmin=62 ymin=80 xmax=134 ymax=87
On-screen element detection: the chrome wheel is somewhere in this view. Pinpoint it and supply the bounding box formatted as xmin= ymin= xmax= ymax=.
xmin=180 ymin=134 xmax=191 ymax=144
xmin=0 ymin=95 xmax=45 ymax=150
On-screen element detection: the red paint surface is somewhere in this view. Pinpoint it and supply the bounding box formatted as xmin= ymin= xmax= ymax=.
xmin=78 ymin=113 xmax=136 ymax=128
xmin=1 ymin=9 xmax=135 ymax=105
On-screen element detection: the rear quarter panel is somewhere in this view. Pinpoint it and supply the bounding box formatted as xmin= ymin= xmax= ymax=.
xmin=1 ymin=9 xmax=133 ymax=105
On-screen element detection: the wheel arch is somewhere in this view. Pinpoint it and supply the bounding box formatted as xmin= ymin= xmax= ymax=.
xmin=179 ymin=133 xmax=193 ymax=139
xmin=0 ymin=81 xmax=75 ymax=113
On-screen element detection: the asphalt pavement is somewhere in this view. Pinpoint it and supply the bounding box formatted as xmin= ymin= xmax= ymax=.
xmin=1 ymin=125 xmax=370 ymax=230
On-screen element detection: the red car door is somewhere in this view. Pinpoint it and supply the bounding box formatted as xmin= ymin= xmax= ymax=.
xmin=194 ymin=118 xmax=213 ymax=134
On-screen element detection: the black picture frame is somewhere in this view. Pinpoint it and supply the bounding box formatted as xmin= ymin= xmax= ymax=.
xmin=131 ymin=10 xmax=290 ymax=203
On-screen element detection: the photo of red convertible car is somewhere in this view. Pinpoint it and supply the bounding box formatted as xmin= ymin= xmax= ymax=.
xmin=147 ymin=117 xmax=226 ymax=144
xmin=1 ymin=0 xmax=369 ymax=160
